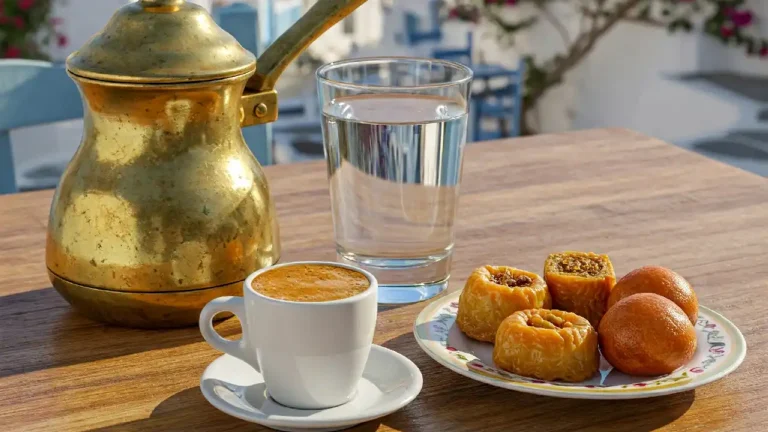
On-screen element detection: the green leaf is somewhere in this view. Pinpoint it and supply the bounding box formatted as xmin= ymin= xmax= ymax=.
xmin=668 ymin=18 xmax=693 ymax=33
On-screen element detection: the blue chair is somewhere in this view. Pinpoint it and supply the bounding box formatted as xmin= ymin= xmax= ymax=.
xmin=274 ymin=3 xmax=303 ymax=43
xmin=472 ymin=60 xmax=526 ymax=141
xmin=218 ymin=2 xmax=323 ymax=162
xmin=257 ymin=0 xmax=303 ymax=49
xmin=432 ymin=32 xmax=473 ymax=67
xmin=214 ymin=2 xmax=273 ymax=165
xmin=404 ymin=0 xmax=442 ymax=45
xmin=432 ymin=34 xmax=524 ymax=141
xmin=0 ymin=60 xmax=82 ymax=194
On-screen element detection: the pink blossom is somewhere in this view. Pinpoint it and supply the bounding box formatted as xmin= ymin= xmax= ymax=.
xmin=720 ymin=26 xmax=734 ymax=38
xmin=13 ymin=16 xmax=23 ymax=29
xmin=725 ymin=8 xmax=753 ymax=28
xmin=0 ymin=16 xmax=8 ymax=25
xmin=759 ymin=46 xmax=768 ymax=57
xmin=18 ymin=0 xmax=34 ymax=11
xmin=4 ymin=46 xmax=21 ymax=58
xmin=50 ymin=17 xmax=63 ymax=25
xmin=729 ymin=11 xmax=753 ymax=28
xmin=57 ymin=33 xmax=67 ymax=47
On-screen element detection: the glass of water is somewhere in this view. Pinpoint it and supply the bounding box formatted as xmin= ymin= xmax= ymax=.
xmin=316 ymin=57 xmax=473 ymax=304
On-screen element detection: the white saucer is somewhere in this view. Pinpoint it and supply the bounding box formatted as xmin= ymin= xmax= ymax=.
xmin=200 ymin=344 xmax=423 ymax=431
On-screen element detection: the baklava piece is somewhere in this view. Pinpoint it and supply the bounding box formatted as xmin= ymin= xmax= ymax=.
xmin=543 ymin=252 xmax=616 ymax=327
xmin=456 ymin=266 xmax=551 ymax=342
xmin=494 ymin=309 xmax=599 ymax=382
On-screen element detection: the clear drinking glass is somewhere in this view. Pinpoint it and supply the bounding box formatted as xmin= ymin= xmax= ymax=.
xmin=316 ymin=57 xmax=473 ymax=304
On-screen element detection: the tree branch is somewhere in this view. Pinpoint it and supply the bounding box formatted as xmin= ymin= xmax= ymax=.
xmin=529 ymin=0 xmax=646 ymax=102
xmin=622 ymin=15 xmax=665 ymax=28
xmin=534 ymin=0 xmax=571 ymax=47
xmin=581 ymin=2 xmax=665 ymax=29
xmin=483 ymin=8 xmax=538 ymax=34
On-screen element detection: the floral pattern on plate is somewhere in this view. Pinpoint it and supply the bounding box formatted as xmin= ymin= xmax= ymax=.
xmin=413 ymin=291 xmax=746 ymax=399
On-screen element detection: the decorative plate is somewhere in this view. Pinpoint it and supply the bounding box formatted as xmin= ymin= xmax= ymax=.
xmin=413 ymin=290 xmax=746 ymax=399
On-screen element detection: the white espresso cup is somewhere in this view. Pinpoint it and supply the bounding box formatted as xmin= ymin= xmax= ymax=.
xmin=199 ymin=261 xmax=377 ymax=410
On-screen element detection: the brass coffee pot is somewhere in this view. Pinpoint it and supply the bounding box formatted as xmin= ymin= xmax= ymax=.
xmin=46 ymin=0 xmax=366 ymax=328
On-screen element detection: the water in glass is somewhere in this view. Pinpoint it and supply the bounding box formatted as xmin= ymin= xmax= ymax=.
xmin=322 ymin=93 xmax=468 ymax=303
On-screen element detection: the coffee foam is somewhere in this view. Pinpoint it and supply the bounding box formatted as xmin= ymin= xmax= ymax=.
xmin=252 ymin=264 xmax=369 ymax=302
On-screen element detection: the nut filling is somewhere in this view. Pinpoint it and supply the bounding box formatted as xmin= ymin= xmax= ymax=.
xmin=555 ymin=255 xmax=604 ymax=277
xmin=491 ymin=271 xmax=533 ymax=287
xmin=527 ymin=312 xmax=574 ymax=329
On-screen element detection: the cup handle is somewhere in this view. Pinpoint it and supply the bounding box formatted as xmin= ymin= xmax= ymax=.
xmin=199 ymin=296 xmax=257 ymax=369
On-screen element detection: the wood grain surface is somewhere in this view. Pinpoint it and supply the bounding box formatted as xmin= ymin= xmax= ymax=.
xmin=1 ymin=129 xmax=766 ymax=431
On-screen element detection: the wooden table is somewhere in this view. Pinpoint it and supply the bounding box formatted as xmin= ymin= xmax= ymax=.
xmin=1 ymin=129 xmax=766 ymax=431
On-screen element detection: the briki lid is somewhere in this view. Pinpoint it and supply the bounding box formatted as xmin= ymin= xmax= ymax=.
xmin=66 ymin=0 xmax=256 ymax=84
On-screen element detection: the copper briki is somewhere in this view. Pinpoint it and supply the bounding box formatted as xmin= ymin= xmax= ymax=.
xmin=46 ymin=0 xmax=368 ymax=328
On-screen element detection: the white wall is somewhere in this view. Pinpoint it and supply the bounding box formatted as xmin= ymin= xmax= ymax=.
xmin=471 ymin=0 xmax=767 ymax=142
xmin=47 ymin=0 xmax=126 ymax=62
xmin=570 ymin=25 xmax=743 ymax=143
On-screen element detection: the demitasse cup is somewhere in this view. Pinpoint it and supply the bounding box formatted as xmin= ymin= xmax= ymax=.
xmin=199 ymin=261 xmax=377 ymax=409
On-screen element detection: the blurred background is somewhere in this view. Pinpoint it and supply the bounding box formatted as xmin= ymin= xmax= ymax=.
xmin=2 ymin=0 xmax=767 ymax=193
